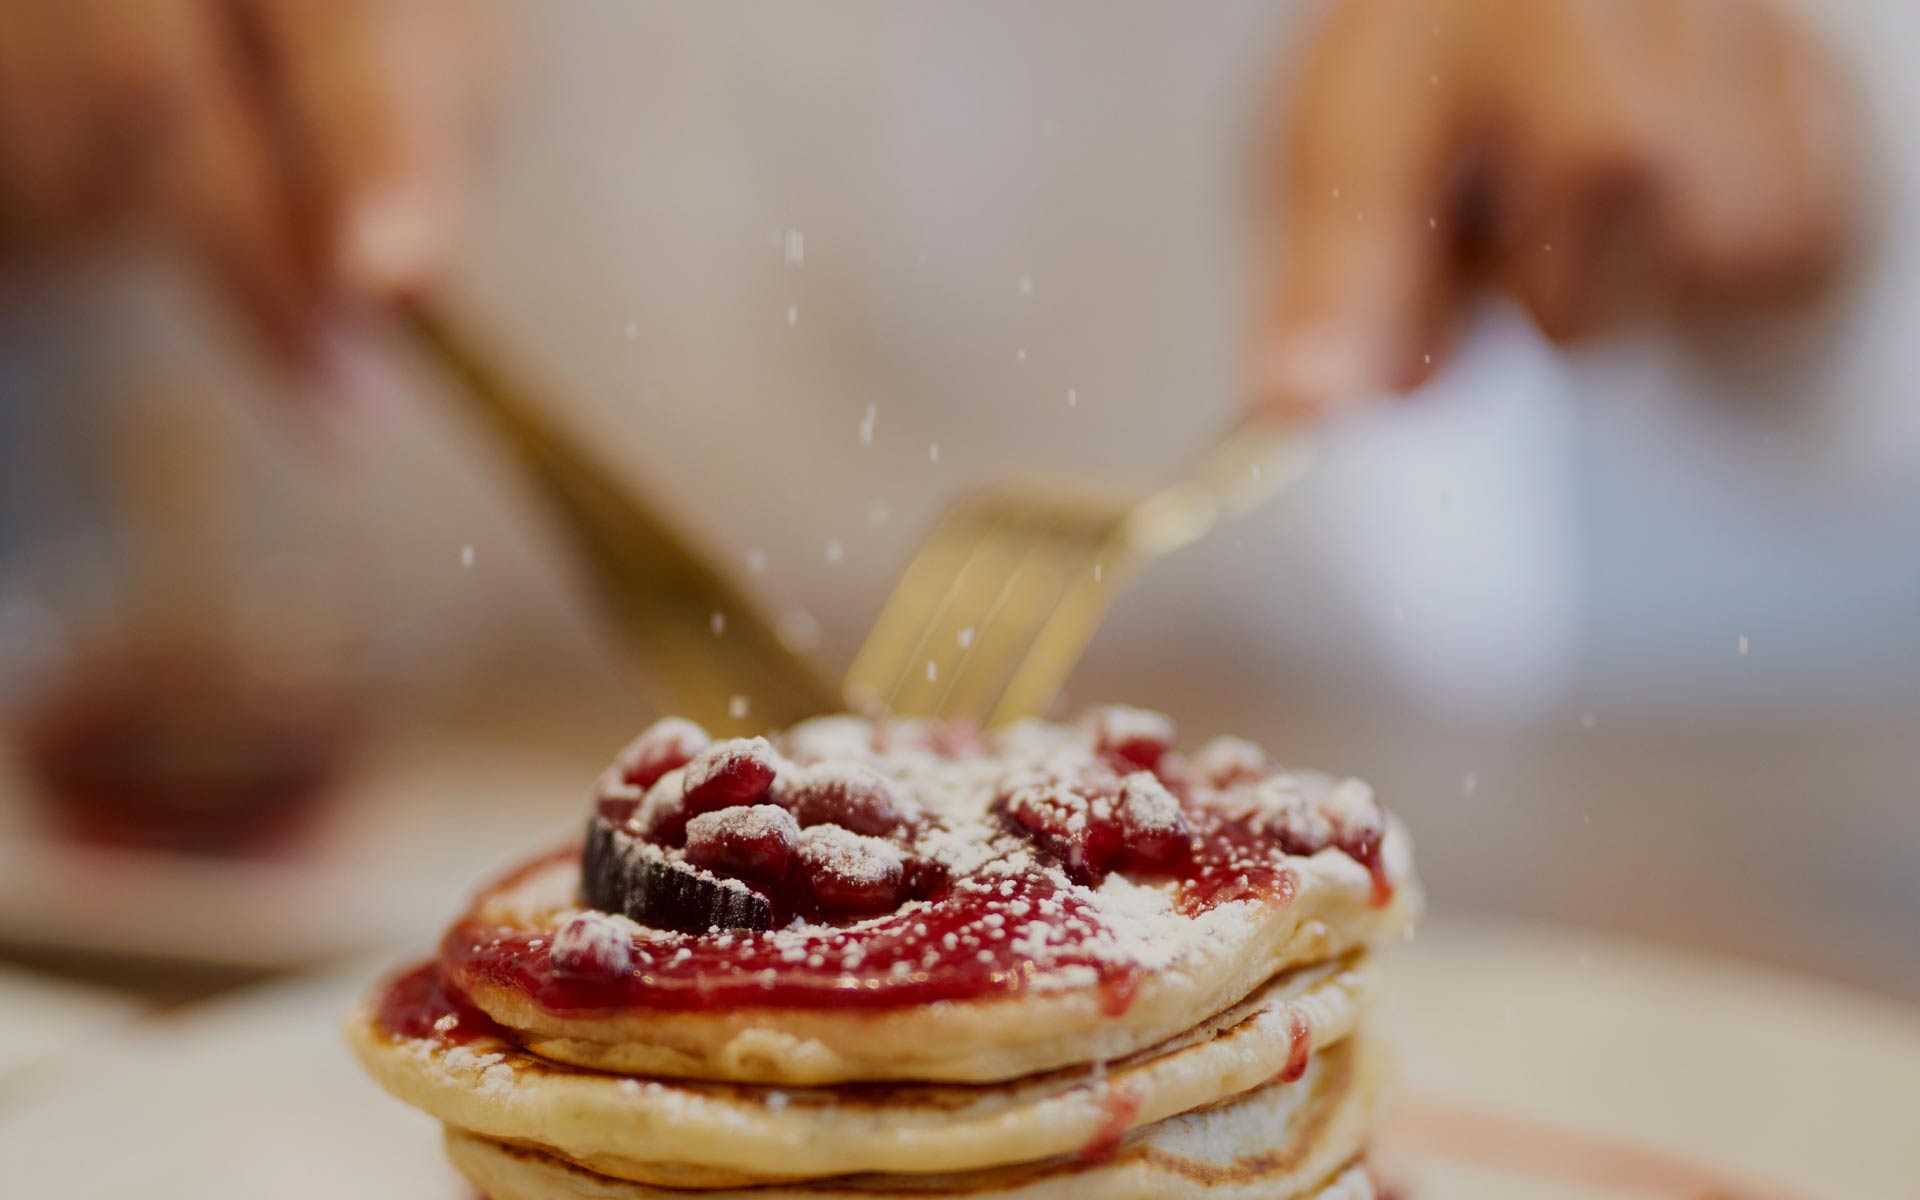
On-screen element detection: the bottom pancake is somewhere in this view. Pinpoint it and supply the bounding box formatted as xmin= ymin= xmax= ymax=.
xmin=444 ymin=1035 xmax=1386 ymax=1200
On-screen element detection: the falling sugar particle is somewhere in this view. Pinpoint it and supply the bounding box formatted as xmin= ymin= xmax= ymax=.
xmin=783 ymin=229 xmax=805 ymax=263
xmin=786 ymin=305 xmax=798 ymax=328
xmin=1738 ymin=635 xmax=1750 ymax=656
xmin=1018 ymin=275 xmax=1034 ymax=295
xmin=825 ymin=540 xmax=845 ymax=564
xmin=929 ymin=443 xmax=940 ymax=463
xmin=460 ymin=545 xmax=474 ymax=569
xmin=867 ymin=500 xmax=890 ymax=527
xmin=858 ymin=405 xmax=876 ymax=446
xmin=1093 ymin=563 xmax=1103 ymax=582
xmin=926 ymin=660 xmax=938 ymax=682
xmin=1066 ymin=387 xmax=1078 ymax=408
xmin=1331 ymin=186 xmax=1341 ymax=199
xmin=1462 ymin=773 xmax=1478 ymax=796
xmin=746 ymin=548 xmax=768 ymax=575
xmin=957 ymin=627 xmax=974 ymax=648
xmin=710 ymin=611 xmax=726 ymax=636
xmin=1430 ymin=73 xmax=1440 ymax=85
xmin=729 ymin=696 xmax=749 ymax=719
xmin=1016 ymin=348 xmax=1028 ymax=362
xmin=1424 ymin=353 xmax=1432 ymax=364
xmin=623 ymin=321 xmax=637 ymax=342
xmin=1580 ymin=712 xmax=1597 ymax=730
xmin=777 ymin=610 xmax=821 ymax=653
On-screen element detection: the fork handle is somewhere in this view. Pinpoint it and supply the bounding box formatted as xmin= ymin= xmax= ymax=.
xmin=1186 ymin=409 xmax=1318 ymax=521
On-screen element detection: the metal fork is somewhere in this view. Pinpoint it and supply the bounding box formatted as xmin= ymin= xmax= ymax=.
xmin=845 ymin=416 xmax=1315 ymax=727
xmin=406 ymin=296 xmax=1310 ymax=731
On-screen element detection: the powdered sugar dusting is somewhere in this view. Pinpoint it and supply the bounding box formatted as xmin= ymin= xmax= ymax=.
xmin=798 ymin=826 xmax=903 ymax=886
xmin=550 ymin=911 xmax=635 ymax=980
xmin=1118 ymin=772 xmax=1182 ymax=837
xmin=487 ymin=707 xmax=1402 ymax=1009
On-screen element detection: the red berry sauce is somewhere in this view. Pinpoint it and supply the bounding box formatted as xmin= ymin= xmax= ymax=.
xmin=442 ymin=711 xmax=1396 ymax=1019
xmin=1278 ymin=1007 xmax=1312 ymax=1083
xmin=376 ymin=961 xmax=512 ymax=1046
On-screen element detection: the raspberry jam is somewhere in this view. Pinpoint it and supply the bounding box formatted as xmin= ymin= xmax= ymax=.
xmin=445 ymin=867 xmax=1147 ymax=1014
xmin=442 ymin=806 xmax=1316 ymax=1016
xmin=443 ymin=711 xmax=1396 ymax=1018
xmin=1079 ymin=1083 xmax=1143 ymax=1160
xmin=1279 ymin=1008 xmax=1312 ymax=1083
xmin=376 ymin=962 xmax=511 ymax=1045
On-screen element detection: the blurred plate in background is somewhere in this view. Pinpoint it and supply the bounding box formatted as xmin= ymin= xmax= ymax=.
xmin=0 ymin=738 xmax=590 ymax=970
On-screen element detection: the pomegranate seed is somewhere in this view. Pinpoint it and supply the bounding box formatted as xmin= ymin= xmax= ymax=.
xmin=1244 ymin=776 xmax=1332 ymax=856
xmin=618 ymin=718 xmax=711 ymax=789
xmin=1192 ymin=736 xmax=1268 ymax=787
xmin=1320 ymin=778 xmax=1386 ymax=887
xmin=872 ymin=717 xmax=945 ymax=754
xmin=636 ymin=768 xmax=691 ymax=845
xmin=1001 ymin=775 xmax=1122 ymax=884
xmin=1085 ymin=706 xmax=1175 ymax=773
xmin=681 ymin=737 xmax=779 ymax=814
xmin=684 ymin=804 xmax=799 ymax=883
xmin=595 ymin=781 xmax=645 ymax=826
xmin=799 ymin=825 xmax=905 ymax=914
xmin=549 ymin=912 xmax=635 ymax=980
xmin=785 ymin=764 xmax=906 ymax=835
xmin=780 ymin=715 xmax=875 ymax=764
xmin=1116 ymin=772 xmax=1191 ymax=868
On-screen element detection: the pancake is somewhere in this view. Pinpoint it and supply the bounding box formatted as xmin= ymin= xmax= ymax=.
xmin=448 ymin=710 xmax=1418 ymax=1086
xmin=349 ymin=953 xmax=1371 ymax=1184
xmin=461 ymin=825 xmax=1413 ymax=1087
xmin=345 ymin=708 xmax=1420 ymax=1200
xmin=442 ymin=1034 xmax=1387 ymax=1200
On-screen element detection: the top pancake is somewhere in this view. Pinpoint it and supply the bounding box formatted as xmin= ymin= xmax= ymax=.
xmin=445 ymin=710 xmax=1421 ymax=1085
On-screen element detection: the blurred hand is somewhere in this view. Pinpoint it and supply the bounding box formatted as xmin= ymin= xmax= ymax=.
xmin=0 ymin=0 xmax=497 ymax=368
xmin=1254 ymin=0 xmax=1861 ymax=415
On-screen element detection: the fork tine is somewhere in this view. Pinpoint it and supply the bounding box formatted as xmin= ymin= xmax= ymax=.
xmin=988 ymin=537 xmax=1132 ymax=727
xmin=862 ymin=492 xmax=1130 ymax=724
xmin=881 ymin=505 xmax=1039 ymax=716
xmin=850 ymin=419 xmax=1315 ymax=728
xmin=845 ymin=497 xmax=1014 ymax=714
xmin=930 ymin=518 xmax=1108 ymax=722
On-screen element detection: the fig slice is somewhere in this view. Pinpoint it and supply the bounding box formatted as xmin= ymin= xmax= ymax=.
xmin=581 ymin=816 xmax=773 ymax=933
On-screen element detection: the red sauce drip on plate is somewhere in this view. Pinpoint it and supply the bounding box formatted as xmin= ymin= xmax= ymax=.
xmin=1079 ymin=1083 xmax=1142 ymax=1161
xmin=375 ymin=961 xmax=512 ymax=1045
xmin=1097 ymin=969 xmax=1143 ymax=1017
xmin=1278 ymin=1007 xmax=1312 ymax=1083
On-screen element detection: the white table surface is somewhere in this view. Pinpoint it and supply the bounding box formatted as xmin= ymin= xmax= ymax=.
xmin=0 ymin=966 xmax=141 ymax=1093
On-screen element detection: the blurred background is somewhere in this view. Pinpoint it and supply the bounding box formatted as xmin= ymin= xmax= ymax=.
xmin=0 ymin=1 xmax=1917 ymax=1194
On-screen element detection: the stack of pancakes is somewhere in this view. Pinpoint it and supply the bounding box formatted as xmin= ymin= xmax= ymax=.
xmin=349 ymin=709 xmax=1420 ymax=1199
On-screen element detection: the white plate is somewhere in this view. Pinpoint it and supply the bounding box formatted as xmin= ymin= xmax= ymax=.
xmin=2 ymin=918 xmax=1916 ymax=1199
